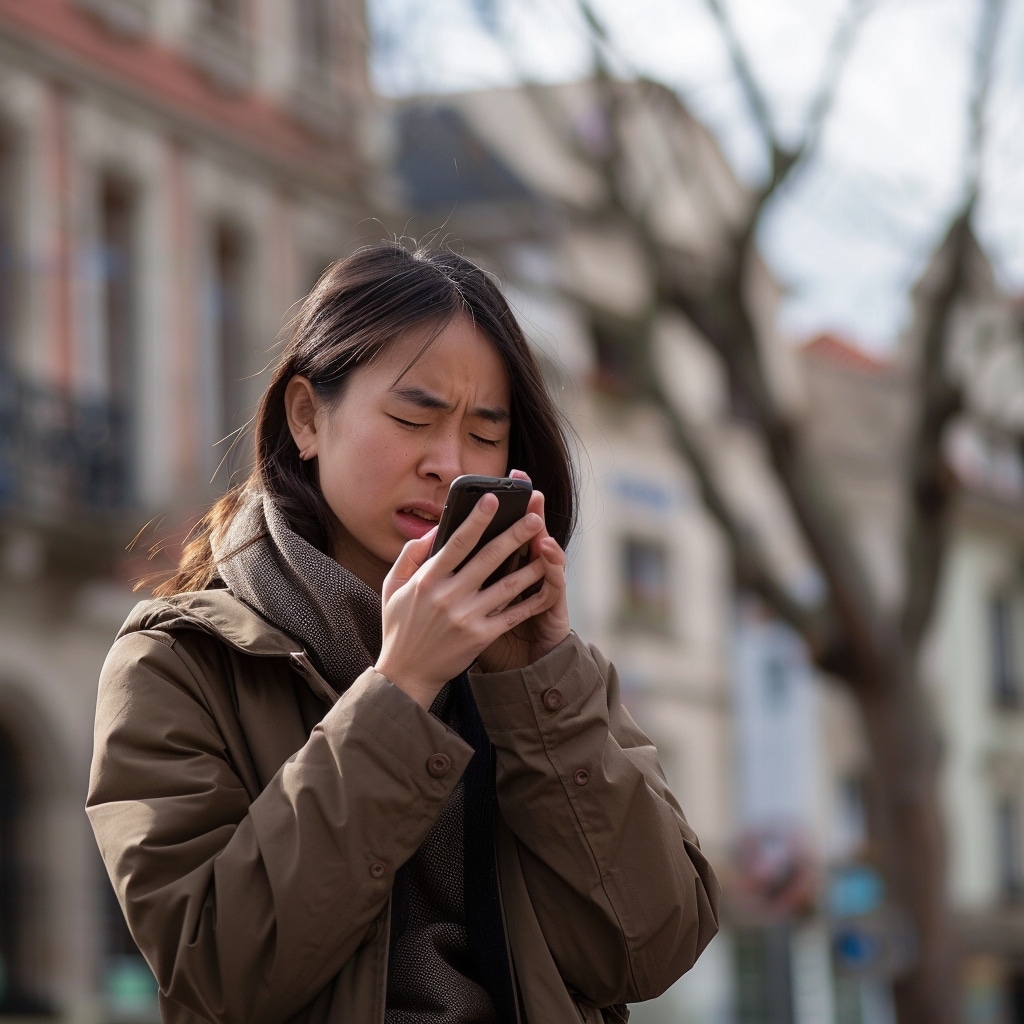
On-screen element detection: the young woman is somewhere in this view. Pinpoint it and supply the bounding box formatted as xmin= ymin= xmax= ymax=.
xmin=87 ymin=241 xmax=720 ymax=1024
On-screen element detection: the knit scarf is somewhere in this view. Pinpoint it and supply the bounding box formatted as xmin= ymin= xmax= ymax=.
xmin=212 ymin=490 xmax=515 ymax=1023
xmin=213 ymin=489 xmax=382 ymax=692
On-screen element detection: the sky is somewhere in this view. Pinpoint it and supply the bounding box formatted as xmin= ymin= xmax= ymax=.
xmin=367 ymin=0 xmax=1024 ymax=353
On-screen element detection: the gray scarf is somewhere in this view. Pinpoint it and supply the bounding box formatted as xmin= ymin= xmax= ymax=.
xmin=212 ymin=488 xmax=509 ymax=1023
xmin=213 ymin=489 xmax=382 ymax=692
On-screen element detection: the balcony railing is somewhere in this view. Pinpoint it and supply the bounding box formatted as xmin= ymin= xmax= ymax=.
xmin=0 ymin=375 xmax=133 ymax=521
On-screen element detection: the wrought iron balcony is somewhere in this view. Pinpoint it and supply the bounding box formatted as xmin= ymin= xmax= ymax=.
xmin=0 ymin=374 xmax=134 ymax=523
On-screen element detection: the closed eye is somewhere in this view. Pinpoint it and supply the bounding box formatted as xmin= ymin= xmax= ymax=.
xmin=471 ymin=434 xmax=502 ymax=448
xmin=389 ymin=415 xmax=427 ymax=429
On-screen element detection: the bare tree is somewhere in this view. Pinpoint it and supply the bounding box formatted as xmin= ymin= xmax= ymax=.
xmin=571 ymin=3 xmax=1006 ymax=1022
xmin=388 ymin=0 xmax=1009 ymax=1021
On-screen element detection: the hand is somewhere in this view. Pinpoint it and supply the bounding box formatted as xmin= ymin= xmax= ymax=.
xmin=375 ymin=491 xmax=558 ymax=709
xmin=475 ymin=470 xmax=571 ymax=674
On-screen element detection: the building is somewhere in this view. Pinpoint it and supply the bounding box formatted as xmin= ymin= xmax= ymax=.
xmin=380 ymin=83 xmax=838 ymax=1023
xmin=799 ymin=230 xmax=1024 ymax=1024
xmin=0 ymin=0 xmax=368 ymax=1017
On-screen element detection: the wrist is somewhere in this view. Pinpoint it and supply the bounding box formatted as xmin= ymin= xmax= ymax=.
xmin=374 ymin=662 xmax=439 ymax=711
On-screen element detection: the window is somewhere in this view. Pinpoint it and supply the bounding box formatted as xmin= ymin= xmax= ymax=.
xmin=619 ymin=535 xmax=671 ymax=633
xmin=87 ymin=172 xmax=138 ymax=508
xmin=996 ymin=796 xmax=1023 ymax=900
xmin=210 ymin=220 xmax=252 ymax=481
xmin=296 ymin=0 xmax=332 ymax=87
xmin=100 ymin=175 xmax=137 ymax=409
xmin=590 ymin=318 xmax=639 ymax=397
xmin=990 ymin=591 xmax=1023 ymax=708
xmin=189 ymin=0 xmax=252 ymax=93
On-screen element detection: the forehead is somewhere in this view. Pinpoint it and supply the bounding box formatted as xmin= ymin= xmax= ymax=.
xmin=372 ymin=315 xmax=511 ymax=399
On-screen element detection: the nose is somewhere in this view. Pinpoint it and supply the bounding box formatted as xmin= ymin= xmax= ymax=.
xmin=419 ymin=430 xmax=464 ymax=486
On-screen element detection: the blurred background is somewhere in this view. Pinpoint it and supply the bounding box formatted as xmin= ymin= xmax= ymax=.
xmin=1 ymin=1 xmax=1023 ymax=1022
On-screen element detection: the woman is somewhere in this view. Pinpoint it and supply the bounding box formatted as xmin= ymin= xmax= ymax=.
xmin=87 ymin=241 xmax=720 ymax=1024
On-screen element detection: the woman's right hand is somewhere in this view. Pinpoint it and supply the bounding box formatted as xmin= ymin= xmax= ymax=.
xmin=374 ymin=493 xmax=558 ymax=709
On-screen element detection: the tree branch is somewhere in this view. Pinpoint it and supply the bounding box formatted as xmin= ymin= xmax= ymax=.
xmin=703 ymin=0 xmax=875 ymax=232
xmin=900 ymin=0 xmax=1004 ymax=654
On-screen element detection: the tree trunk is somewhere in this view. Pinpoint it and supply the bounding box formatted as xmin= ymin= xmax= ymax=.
xmin=855 ymin=662 xmax=960 ymax=1024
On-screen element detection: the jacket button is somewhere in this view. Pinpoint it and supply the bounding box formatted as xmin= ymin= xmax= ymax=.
xmin=427 ymin=753 xmax=452 ymax=777
xmin=369 ymin=861 xmax=387 ymax=879
xmin=542 ymin=688 xmax=564 ymax=711
xmin=573 ymin=768 xmax=590 ymax=786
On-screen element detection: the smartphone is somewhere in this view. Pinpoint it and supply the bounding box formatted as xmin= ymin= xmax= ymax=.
xmin=429 ymin=475 xmax=534 ymax=589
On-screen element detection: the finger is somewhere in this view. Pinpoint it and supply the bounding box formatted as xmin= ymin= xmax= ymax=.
xmin=481 ymin=548 xmax=549 ymax=612
xmin=457 ymin=511 xmax=544 ymax=590
xmin=429 ymin=492 xmax=500 ymax=573
xmin=489 ymin=578 xmax=559 ymax=629
xmin=525 ymin=486 xmax=546 ymax=529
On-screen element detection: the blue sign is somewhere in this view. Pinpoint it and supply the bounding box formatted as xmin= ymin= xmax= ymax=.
xmin=611 ymin=475 xmax=680 ymax=513
xmin=828 ymin=863 xmax=884 ymax=919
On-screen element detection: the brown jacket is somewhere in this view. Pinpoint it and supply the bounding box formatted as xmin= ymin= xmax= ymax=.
xmin=86 ymin=589 xmax=720 ymax=1023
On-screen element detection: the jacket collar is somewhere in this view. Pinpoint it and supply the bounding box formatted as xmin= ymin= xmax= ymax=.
xmin=119 ymin=589 xmax=343 ymax=703
xmin=119 ymin=589 xmax=301 ymax=656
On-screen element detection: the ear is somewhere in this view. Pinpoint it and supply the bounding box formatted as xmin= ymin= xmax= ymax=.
xmin=284 ymin=375 xmax=320 ymax=460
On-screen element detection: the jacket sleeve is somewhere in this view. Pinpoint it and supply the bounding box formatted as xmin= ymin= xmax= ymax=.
xmin=469 ymin=632 xmax=720 ymax=1005
xmin=86 ymin=629 xmax=474 ymax=1024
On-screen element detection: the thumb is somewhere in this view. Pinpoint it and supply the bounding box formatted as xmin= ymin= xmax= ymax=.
xmin=383 ymin=528 xmax=437 ymax=600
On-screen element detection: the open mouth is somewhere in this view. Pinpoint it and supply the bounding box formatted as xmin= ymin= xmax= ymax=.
xmin=401 ymin=508 xmax=439 ymax=522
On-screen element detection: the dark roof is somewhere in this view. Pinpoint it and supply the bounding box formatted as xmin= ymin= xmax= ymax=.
xmin=393 ymin=104 xmax=534 ymax=211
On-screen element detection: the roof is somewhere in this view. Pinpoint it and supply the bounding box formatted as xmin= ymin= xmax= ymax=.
xmin=393 ymin=105 xmax=535 ymax=211
xmin=799 ymin=333 xmax=892 ymax=375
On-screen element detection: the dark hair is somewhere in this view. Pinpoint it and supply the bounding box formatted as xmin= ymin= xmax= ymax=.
xmin=154 ymin=240 xmax=577 ymax=595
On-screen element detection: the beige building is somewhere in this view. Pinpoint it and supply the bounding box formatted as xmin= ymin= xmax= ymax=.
xmin=381 ymin=80 xmax=1024 ymax=1024
xmin=379 ymin=83 xmax=856 ymax=1023
xmin=0 ymin=0 xmax=368 ymax=1018
xmin=799 ymin=230 xmax=1024 ymax=1024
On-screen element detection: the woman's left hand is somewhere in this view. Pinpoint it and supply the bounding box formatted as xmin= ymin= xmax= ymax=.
xmin=475 ymin=470 xmax=571 ymax=673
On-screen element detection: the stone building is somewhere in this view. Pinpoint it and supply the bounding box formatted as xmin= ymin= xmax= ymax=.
xmin=0 ymin=0 xmax=368 ymax=1017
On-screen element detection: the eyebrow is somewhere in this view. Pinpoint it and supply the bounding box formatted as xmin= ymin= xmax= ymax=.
xmin=389 ymin=385 xmax=511 ymax=425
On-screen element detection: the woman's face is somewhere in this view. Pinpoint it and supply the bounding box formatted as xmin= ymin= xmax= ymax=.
xmin=288 ymin=315 xmax=513 ymax=591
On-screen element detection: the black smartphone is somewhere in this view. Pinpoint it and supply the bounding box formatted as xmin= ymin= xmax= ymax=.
xmin=429 ymin=475 xmax=533 ymax=589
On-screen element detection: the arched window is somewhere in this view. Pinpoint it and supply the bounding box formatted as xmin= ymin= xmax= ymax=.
xmin=0 ymin=725 xmax=49 ymax=1014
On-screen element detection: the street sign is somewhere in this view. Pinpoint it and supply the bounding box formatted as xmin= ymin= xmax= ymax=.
xmin=828 ymin=863 xmax=884 ymax=919
xmin=831 ymin=911 xmax=916 ymax=978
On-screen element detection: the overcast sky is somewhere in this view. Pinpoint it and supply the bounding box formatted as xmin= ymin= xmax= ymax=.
xmin=368 ymin=0 xmax=1024 ymax=352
